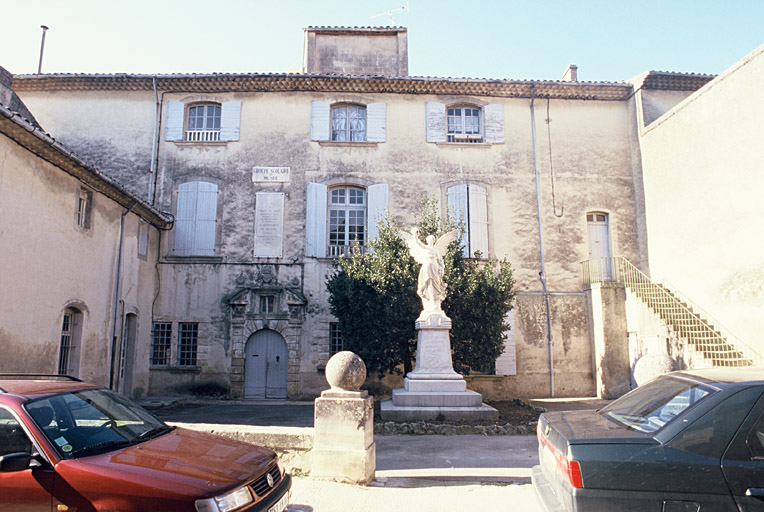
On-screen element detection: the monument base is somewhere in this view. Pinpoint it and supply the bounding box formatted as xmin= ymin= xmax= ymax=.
xmin=380 ymin=399 xmax=498 ymax=422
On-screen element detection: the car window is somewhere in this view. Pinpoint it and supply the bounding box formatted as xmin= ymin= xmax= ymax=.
xmin=747 ymin=412 xmax=764 ymax=459
xmin=600 ymin=376 xmax=715 ymax=433
xmin=0 ymin=407 xmax=33 ymax=457
xmin=670 ymin=386 xmax=762 ymax=458
xmin=24 ymin=389 xmax=169 ymax=458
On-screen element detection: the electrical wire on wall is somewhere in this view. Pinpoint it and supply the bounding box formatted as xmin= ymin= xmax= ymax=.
xmin=546 ymin=98 xmax=564 ymax=218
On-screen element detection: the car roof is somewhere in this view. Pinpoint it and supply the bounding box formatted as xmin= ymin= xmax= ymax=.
xmin=0 ymin=375 xmax=100 ymax=399
xmin=671 ymin=367 xmax=764 ymax=385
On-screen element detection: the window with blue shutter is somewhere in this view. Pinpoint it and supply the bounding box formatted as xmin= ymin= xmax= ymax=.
xmin=448 ymin=183 xmax=489 ymax=258
xmin=165 ymin=100 xmax=241 ymax=142
xmin=311 ymin=101 xmax=386 ymax=143
xmin=175 ymin=181 xmax=218 ymax=256
xmin=427 ymin=102 xmax=504 ymax=145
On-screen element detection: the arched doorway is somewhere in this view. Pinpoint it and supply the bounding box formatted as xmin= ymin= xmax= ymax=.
xmin=244 ymin=329 xmax=288 ymax=399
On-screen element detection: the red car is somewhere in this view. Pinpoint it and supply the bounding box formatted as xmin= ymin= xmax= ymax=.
xmin=0 ymin=374 xmax=291 ymax=512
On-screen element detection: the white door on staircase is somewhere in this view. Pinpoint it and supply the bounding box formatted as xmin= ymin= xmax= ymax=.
xmin=244 ymin=330 xmax=288 ymax=399
xmin=587 ymin=212 xmax=611 ymax=280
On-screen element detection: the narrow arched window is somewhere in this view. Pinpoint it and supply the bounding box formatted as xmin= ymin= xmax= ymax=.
xmin=58 ymin=308 xmax=83 ymax=377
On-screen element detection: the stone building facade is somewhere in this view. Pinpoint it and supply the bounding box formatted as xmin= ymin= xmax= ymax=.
xmin=0 ymin=69 xmax=172 ymax=395
xmin=10 ymin=27 xmax=750 ymax=401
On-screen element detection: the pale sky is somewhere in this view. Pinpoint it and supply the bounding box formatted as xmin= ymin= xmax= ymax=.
xmin=2 ymin=0 xmax=763 ymax=82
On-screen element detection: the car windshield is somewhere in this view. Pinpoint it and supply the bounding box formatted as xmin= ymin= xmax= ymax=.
xmin=24 ymin=388 xmax=171 ymax=458
xmin=600 ymin=375 xmax=716 ymax=433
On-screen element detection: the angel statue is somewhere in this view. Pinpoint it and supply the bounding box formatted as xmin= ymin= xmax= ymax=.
xmin=400 ymin=227 xmax=459 ymax=320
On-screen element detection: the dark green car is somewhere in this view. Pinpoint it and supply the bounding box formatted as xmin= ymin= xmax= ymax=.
xmin=533 ymin=368 xmax=764 ymax=512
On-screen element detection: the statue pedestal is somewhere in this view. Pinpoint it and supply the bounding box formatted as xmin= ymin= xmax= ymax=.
xmin=380 ymin=314 xmax=498 ymax=422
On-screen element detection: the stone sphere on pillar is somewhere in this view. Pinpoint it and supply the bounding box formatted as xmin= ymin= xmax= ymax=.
xmin=325 ymin=351 xmax=366 ymax=391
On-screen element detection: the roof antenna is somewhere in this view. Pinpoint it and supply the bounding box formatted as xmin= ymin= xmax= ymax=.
xmin=37 ymin=25 xmax=49 ymax=74
xmin=370 ymin=1 xmax=409 ymax=26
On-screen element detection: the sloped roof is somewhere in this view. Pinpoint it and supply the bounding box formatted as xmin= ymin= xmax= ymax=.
xmin=0 ymin=102 xmax=172 ymax=228
xmin=636 ymin=70 xmax=716 ymax=91
xmin=12 ymin=72 xmax=634 ymax=101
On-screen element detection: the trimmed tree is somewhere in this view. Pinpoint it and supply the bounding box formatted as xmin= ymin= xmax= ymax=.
xmin=326 ymin=198 xmax=515 ymax=377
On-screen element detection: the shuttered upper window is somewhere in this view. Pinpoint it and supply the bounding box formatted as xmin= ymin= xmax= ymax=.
xmin=426 ymin=102 xmax=504 ymax=145
xmin=174 ymin=181 xmax=218 ymax=257
xmin=448 ymin=183 xmax=489 ymax=258
xmin=165 ymin=100 xmax=241 ymax=142
xmin=311 ymin=101 xmax=386 ymax=143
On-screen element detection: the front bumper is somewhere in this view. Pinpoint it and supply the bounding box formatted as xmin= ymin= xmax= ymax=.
xmin=250 ymin=473 xmax=292 ymax=512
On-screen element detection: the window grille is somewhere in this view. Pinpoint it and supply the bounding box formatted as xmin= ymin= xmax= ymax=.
xmin=178 ymin=323 xmax=198 ymax=367
xmin=58 ymin=312 xmax=73 ymax=375
xmin=330 ymin=323 xmax=343 ymax=355
xmin=150 ymin=322 xmax=172 ymax=366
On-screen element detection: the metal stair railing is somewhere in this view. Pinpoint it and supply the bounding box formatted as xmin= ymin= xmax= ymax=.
xmin=582 ymin=257 xmax=764 ymax=368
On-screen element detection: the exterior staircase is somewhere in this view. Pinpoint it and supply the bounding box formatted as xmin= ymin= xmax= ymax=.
xmin=582 ymin=257 xmax=763 ymax=368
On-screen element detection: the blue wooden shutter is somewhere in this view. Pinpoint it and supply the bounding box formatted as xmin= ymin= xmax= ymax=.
xmin=165 ymin=101 xmax=185 ymax=141
xmin=175 ymin=182 xmax=198 ymax=255
xmin=366 ymin=102 xmax=386 ymax=142
xmin=367 ymin=183 xmax=389 ymax=243
xmin=425 ymin=102 xmax=446 ymax=143
xmin=305 ymin=182 xmax=327 ymax=257
xmin=194 ymin=182 xmax=218 ymax=256
xmin=483 ymin=103 xmax=505 ymax=144
xmin=310 ymin=101 xmax=330 ymax=141
xmin=468 ymin=184 xmax=489 ymax=258
xmin=447 ymin=184 xmax=469 ymax=257
xmin=220 ymin=100 xmax=241 ymax=141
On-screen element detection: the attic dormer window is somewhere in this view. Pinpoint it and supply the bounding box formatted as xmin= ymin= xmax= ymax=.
xmin=186 ymin=103 xmax=221 ymax=142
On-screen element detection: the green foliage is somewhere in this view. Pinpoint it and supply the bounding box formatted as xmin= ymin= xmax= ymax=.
xmin=326 ymin=197 xmax=515 ymax=377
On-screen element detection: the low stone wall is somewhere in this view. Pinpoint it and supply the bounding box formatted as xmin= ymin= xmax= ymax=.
xmin=374 ymin=420 xmax=538 ymax=436
xmin=168 ymin=423 xmax=314 ymax=475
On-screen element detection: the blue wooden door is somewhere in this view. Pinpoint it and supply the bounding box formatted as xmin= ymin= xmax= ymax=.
xmin=244 ymin=330 xmax=287 ymax=399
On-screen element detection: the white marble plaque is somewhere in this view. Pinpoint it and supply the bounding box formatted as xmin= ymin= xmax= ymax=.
xmin=254 ymin=192 xmax=284 ymax=257
xmin=252 ymin=167 xmax=290 ymax=183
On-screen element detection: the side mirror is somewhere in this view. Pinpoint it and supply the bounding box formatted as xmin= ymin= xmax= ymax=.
xmin=0 ymin=452 xmax=36 ymax=472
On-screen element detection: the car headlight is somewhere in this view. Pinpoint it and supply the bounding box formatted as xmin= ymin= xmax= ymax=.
xmin=195 ymin=485 xmax=253 ymax=512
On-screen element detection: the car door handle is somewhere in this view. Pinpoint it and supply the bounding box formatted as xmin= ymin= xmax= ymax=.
xmin=746 ymin=488 xmax=764 ymax=498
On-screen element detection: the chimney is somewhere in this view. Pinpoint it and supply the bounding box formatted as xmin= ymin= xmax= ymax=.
xmin=302 ymin=26 xmax=408 ymax=76
xmin=562 ymin=64 xmax=578 ymax=82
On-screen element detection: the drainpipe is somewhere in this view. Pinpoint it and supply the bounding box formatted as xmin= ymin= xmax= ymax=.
xmin=148 ymin=76 xmax=160 ymax=205
xmin=109 ymin=202 xmax=137 ymax=390
xmin=531 ymin=85 xmax=555 ymax=397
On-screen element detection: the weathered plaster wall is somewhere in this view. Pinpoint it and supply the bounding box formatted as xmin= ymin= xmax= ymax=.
xmin=16 ymin=84 xmax=643 ymax=399
xmin=0 ymin=133 xmax=158 ymax=393
xmin=16 ymin=91 xmax=156 ymax=201
xmin=638 ymin=43 xmax=764 ymax=354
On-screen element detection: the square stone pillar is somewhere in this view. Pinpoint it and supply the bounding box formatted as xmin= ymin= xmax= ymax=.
xmin=588 ymin=282 xmax=631 ymax=399
xmin=311 ymin=390 xmax=376 ymax=485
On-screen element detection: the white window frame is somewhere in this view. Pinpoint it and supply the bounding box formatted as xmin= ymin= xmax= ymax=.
xmin=447 ymin=105 xmax=483 ymax=143
xmin=186 ymin=103 xmax=221 ymax=142
xmin=331 ymin=104 xmax=367 ymax=142
xmin=328 ymin=186 xmax=367 ymax=257
xmin=75 ymin=187 xmax=92 ymax=230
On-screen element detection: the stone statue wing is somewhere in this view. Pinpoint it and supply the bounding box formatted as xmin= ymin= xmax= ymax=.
xmin=434 ymin=229 xmax=459 ymax=255
xmin=400 ymin=229 xmax=429 ymax=264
